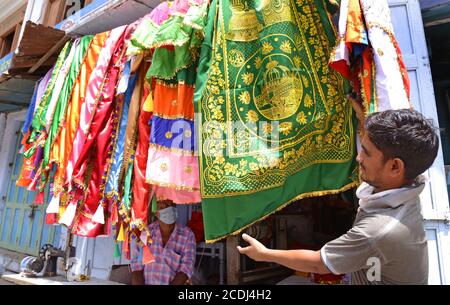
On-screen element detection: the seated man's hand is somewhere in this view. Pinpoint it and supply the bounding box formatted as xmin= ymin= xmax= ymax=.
xmin=237 ymin=233 xmax=268 ymax=262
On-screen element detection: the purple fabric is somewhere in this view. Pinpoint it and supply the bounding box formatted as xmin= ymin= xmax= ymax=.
xmin=35 ymin=68 xmax=54 ymax=114
xmin=130 ymin=221 xmax=196 ymax=285
xmin=30 ymin=146 xmax=43 ymax=181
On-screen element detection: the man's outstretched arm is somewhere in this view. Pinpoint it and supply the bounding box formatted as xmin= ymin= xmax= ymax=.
xmin=237 ymin=233 xmax=331 ymax=274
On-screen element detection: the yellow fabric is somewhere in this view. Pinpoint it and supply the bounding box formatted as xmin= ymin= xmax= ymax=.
xmin=143 ymin=93 xmax=154 ymax=112
xmin=117 ymin=223 xmax=125 ymax=242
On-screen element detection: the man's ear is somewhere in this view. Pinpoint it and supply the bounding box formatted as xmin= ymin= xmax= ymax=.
xmin=391 ymin=157 xmax=405 ymax=178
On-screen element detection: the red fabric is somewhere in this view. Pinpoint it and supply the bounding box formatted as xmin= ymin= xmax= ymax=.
xmin=16 ymin=132 xmax=34 ymax=187
xmin=123 ymin=230 xmax=131 ymax=260
xmin=35 ymin=191 xmax=45 ymax=205
xmin=311 ymin=273 xmax=345 ymax=284
xmin=45 ymin=213 xmax=58 ymax=225
xmin=188 ymin=211 xmax=204 ymax=243
xmin=71 ymin=39 xmax=125 ymax=237
xmin=71 ymin=65 xmax=119 ymax=237
xmin=142 ymin=244 xmax=156 ymax=265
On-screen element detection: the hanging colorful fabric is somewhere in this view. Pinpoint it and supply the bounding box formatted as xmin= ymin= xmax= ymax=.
xmin=329 ymin=0 xmax=411 ymax=114
xmin=142 ymin=245 xmax=155 ymax=265
xmin=66 ymin=27 xmax=127 ymax=185
xmin=52 ymin=31 xmax=109 ymax=196
xmin=194 ymin=0 xmax=359 ymax=242
xmin=113 ymin=242 xmax=121 ymax=258
xmin=130 ymin=64 xmax=153 ymax=231
xmin=42 ymin=36 xmax=94 ymax=188
xmin=104 ymin=64 xmax=136 ymax=200
xmin=70 ymin=25 xmax=134 ymax=237
xmin=29 ymin=41 xmax=73 ymax=144
xmin=35 ymin=190 xmax=45 ymax=205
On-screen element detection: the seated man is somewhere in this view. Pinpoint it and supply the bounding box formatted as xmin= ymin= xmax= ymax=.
xmin=130 ymin=199 xmax=196 ymax=285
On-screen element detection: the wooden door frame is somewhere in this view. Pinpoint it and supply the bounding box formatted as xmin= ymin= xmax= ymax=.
xmin=0 ymin=4 xmax=25 ymax=58
xmin=43 ymin=0 xmax=68 ymax=27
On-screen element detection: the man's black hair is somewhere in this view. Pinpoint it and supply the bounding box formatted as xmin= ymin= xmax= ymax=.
xmin=365 ymin=109 xmax=439 ymax=181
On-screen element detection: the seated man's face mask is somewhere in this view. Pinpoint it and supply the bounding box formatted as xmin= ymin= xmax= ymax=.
xmin=158 ymin=206 xmax=177 ymax=225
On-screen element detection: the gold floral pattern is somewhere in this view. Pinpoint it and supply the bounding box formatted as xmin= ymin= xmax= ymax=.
xmin=304 ymin=93 xmax=313 ymax=108
xmin=246 ymin=110 xmax=259 ymax=123
xmin=280 ymin=40 xmax=292 ymax=53
xmin=241 ymin=72 xmax=254 ymax=85
xmin=279 ymin=122 xmax=293 ymax=135
xmin=160 ymin=163 xmax=168 ymax=172
xmin=197 ymin=0 xmax=356 ymax=198
xmin=296 ymin=111 xmax=307 ymax=124
xmin=261 ymin=122 xmax=273 ymax=135
xmin=239 ymin=91 xmax=251 ymax=104
xmin=294 ymin=56 xmax=301 ymax=68
xmin=254 ymin=57 xmax=262 ymax=69
xmin=261 ymin=41 xmax=274 ymax=54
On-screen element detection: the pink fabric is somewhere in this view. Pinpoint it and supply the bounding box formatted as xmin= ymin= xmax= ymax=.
xmin=170 ymin=0 xmax=190 ymax=15
xmin=147 ymin=2 xmax=171 ymax=25
xmin=146 ymin=146 xmax=199 ymax=191
xmin=142 ymin=0 xmax=191 ymax=26
xmin=154 ymin=186 xmax=201 ymax=204
xmin=66 ymin=26 xmax=126 ymax=184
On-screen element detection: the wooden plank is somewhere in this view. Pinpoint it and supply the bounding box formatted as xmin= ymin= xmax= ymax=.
xmin=11 ymin=23 xmax=22 ymax=53
xmin=226 ymin=235 xmax=240 ymax=284
xmin=9 ymin=21 xmax=66 ymax=75
xmin=28 ymin=35 xmax=69 ymax=74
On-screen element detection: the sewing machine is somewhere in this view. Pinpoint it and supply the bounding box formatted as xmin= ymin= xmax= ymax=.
xmin=20 ymin=244 xmax=68 ymax=277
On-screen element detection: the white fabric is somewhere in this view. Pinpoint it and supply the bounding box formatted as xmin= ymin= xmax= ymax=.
xmin=45 ymin=39 xmax=80 ymax=132
xmin=360 ymin=0 xmax=410 ymax=111
xmin=92 ymin=204 xmax=105 ymax=224
xmin=332 ymin=0 xmax=350 ymax=65
xmin=46 ymin=195 xmax=60 ymax=214
xmin=59 ymin=202 xmax=77 ymax=226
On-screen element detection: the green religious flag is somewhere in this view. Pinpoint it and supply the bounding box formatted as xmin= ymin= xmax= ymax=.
xmin=194 ymin=0 xmax=359 ymax=242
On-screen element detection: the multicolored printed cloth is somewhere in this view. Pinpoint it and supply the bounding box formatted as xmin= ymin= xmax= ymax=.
xmin=130 ymin=222 xmax=196 ymax=285
xmin=329 ymin=0 xmax=411 ymax=114
xmin=195 ymin=0 xmax=359 ymax=242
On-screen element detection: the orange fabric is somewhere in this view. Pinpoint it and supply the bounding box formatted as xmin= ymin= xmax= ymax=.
xmin=360 ymin=49 xmax=374 ymax=110
xmin=153 ymin=81 xmax=195 ymax=120
xmin=52 ymin=32 xmax=109 ymax=195
xmin=345 ymin=0 xmax=365 ymax=43
xmin=16 ymin=132 xmax=34 ymax=187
